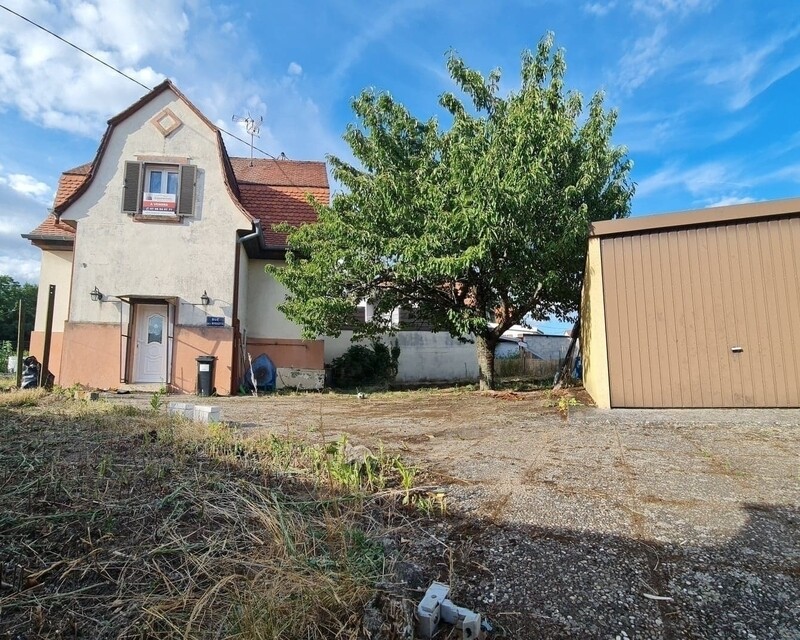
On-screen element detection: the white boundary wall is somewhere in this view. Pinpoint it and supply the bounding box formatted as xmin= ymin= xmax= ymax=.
xmin=325 ymin=331 xmax=478 ymax=384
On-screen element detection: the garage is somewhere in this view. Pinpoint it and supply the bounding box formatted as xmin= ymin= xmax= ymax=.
xmin=581 ymin=198 xmax=800 ymax=408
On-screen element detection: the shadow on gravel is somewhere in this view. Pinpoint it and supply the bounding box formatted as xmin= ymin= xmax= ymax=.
xmin=397 ymin=503 xmax=799 ymax=640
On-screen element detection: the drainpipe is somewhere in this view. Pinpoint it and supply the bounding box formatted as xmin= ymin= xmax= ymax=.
xmin=238 ymin=219 xmax=264 ymax=248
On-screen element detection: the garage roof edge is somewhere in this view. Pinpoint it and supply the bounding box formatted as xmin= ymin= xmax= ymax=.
xmin=591 ymin=196 xmax=800 ymax=237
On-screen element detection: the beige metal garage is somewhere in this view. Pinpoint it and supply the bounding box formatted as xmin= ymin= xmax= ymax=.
xmin=581 ymin=198 xmax=800 ymax=408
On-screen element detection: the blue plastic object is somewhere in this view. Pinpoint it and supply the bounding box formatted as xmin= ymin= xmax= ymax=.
xmin=245 ymin=353 xmax=276 ymax=392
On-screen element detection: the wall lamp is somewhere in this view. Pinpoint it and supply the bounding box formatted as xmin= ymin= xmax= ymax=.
xmin=90 ymin=286 xmax=103 ymax=302
xmin=200 ymin=290 xmax=210 ymax=306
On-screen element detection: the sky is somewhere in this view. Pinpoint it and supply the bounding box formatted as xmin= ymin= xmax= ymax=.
xmin=1 ymin=0 xmax=799 ymax=334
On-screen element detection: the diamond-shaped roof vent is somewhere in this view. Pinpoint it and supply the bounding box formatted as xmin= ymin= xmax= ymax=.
xmin=151 ymin=108 xmax=182 ymax=137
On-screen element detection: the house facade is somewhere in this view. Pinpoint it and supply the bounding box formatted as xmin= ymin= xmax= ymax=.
xmin=24 ymin=81 xmax=328 ymax=394
xmin=581 ymin=198 xmax=800 ymax=408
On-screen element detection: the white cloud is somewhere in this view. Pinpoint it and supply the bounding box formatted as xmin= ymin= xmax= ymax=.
xmin=616 ymin=26 xmax=668 ymax=92
xmin=0 ymin=0 xmax=182 ymax=135
xmin=632 ymin=0 xmax=714 ymax=18
xmin=703 ymin=26 xmax=800 ymax=110
xmin=6 ymin=173 xmax=51 ymax=200
xmin=584 ymin=2 xmax=616 ymax=16
xmin=703 ymin=195 xmax=756 ymax=208
xmin=0 ymin=255 xmax=41 ymax=284
xmin=329 ymin=0 xmax=431 ymax=84
xmin=287 ymin=61 xmax=303 ymax=76
xmin=637 ymin=161 xmax=744 ymax=197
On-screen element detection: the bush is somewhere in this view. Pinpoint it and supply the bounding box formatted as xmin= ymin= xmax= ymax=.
xmin=0 ymin=341 xmax=12 ymax=374
xmin=331 ymin=340 xmax=400 ymax=389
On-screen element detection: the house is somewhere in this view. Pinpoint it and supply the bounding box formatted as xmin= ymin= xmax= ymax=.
xmin=23 ymin=80 xmax=329 ymax=395
xmin=581 ymin=197 xmax=800 ymax=408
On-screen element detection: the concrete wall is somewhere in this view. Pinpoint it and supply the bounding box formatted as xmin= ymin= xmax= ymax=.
xmin=325 ymin=331 xmax=479 ymax=384
xmin=34 ymin=250 xmax=73 ymax=332
xmin=60 ymin=88 xmax=251 ymax=329
xmin=580 ymin=237 xmax=610 ymax=408
xmin=523 ymin=335 xmax=571 ymax=362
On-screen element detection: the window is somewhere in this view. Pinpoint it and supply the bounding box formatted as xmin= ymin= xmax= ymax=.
xmin=122 ymin=161 xmax=197 ymax=218
xmin=143 ymin=166 xmax=179 ymax=214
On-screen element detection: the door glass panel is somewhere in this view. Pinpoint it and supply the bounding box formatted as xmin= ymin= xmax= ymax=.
xmin=147 ymin=315 xmax=163 ymax=344
xmin=148 ymin=170 xmax=163 ymax=193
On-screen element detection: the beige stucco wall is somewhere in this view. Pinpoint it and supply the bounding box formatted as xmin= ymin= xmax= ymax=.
xmin=246 ymin=260 xmax=305 ymax=339
xmin=29 ymin=331 xmax=64 ymax=381
xmin=237 ymin=245 xmax=249 ymax=336
xmin=60 ymin=88 xmax=251 ymax=329
xmin=580 ymin=237 xmax=610 ymax=408
xmin=34 ymin=250 xmax=73 ymax=332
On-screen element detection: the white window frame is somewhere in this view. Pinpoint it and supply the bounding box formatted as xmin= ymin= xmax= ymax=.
xmin=142 ymin=164 xmax=180 ymax=216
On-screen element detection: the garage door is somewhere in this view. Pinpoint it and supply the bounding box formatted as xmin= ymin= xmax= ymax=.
xmin=600 ymin=215 xmax=800 ymax=407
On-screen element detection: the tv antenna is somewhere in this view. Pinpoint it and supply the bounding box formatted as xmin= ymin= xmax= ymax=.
xmin=232 ymin=112 xmax=263 ymax=165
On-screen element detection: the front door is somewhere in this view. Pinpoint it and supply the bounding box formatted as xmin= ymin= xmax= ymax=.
xmin=133 ymin=304 xmax=168 ymax=383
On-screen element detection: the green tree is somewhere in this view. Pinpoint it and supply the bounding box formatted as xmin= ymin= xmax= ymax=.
xmin=269 ymin=34 xmax=634 ymax=390
xmin=0 ymin=275 xmax=37 ymax=350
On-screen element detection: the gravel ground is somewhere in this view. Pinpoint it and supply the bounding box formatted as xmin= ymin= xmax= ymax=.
xmin=106 ymin=390 xmax=800 ymax=639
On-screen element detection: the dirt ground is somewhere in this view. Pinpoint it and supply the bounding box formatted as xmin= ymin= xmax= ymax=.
xmin=107 ymin=389 xmax=800 ymax=639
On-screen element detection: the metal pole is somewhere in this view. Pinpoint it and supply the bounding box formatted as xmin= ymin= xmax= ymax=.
xmin=15 ymin=299 xmax=24 ymax=388
xmin=40 ymin=285 xmax=55 ymax=388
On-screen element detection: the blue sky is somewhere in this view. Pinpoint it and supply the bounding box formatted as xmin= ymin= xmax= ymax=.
xmin=2 ymin=1 xmax=800 ymax=330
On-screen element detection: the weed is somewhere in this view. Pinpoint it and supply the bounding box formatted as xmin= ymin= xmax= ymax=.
xmin=149 ymin=386 xmax=167 ymax=411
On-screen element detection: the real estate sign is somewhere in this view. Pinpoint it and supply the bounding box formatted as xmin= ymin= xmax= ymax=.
xmin=143 ymin=192 xmax=176 ymax=213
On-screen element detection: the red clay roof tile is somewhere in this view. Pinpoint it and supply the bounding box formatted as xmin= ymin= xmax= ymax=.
xmin=24 ymin=214 xmax=75 ymax=241
xmin=229 ymin=157 xmax=328 ymax=188
xmin=238 ymin=184 xmax=329 ymax=246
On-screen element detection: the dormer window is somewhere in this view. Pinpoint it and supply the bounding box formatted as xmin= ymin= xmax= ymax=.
xmin=122 ymin=160 xmax=197 ymax=218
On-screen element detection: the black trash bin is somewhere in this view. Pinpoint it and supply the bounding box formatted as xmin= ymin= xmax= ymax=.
xmin=196 ymin=355 xmax=217 ymax=397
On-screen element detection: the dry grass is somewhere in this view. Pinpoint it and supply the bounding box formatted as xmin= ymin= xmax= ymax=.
xmin=0 ymin=396 xmax=426 ymax=639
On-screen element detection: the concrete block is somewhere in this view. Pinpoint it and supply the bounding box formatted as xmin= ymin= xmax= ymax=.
xmin=193 ymin=405 xmax=221 ymax=423
xmin=167 ymin=402 xmax=195 ymax=419
xmin=275 ymin=368 xmax=325 ymax=390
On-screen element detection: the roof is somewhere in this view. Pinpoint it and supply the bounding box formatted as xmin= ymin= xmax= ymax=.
xmin=238 ymin=182 xmax=329 ymax=246
xmin=25 ymin=82 xmax=328 ymax=247
xmin=229 ymin=158 xmax=328 ymax=189
xmin=22 ymin=213 xmax=76 ymax=243
xmin=591 ymin=196 xmax=800 ymax=238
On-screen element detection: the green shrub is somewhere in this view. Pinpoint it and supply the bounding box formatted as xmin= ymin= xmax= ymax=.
xmin=330 ymin=340 xmax=400 ymax=388
xmin=0 ymin=341 xmax=12 ymax=374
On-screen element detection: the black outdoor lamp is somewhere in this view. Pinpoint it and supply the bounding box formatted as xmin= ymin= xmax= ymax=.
xmin=200 ymin=290 xmax=210 ymax=306
xmin=90 ymin=286 xmax=103 ymax=302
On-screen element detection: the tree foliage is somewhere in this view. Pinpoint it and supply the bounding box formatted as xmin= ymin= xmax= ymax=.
xmin=0 ymin=275 xmax=37 ymax=350
xmin=269 ymin=34 xmax=634 ymax=389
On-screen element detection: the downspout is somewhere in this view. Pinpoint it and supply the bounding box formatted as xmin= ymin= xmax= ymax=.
xmin=238 ymin=219 xmax=264 ymax=248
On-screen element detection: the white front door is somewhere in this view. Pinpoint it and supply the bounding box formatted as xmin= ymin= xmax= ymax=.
xmin=133 ymin=304 xmax=167 ymax=383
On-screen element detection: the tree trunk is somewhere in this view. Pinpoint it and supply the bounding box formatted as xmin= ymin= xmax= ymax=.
xmin=475 ymin=334 xmax=497 ymax=391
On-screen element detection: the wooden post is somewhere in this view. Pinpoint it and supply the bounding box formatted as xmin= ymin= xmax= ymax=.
xmin=15 ymin=299 xmax=24 ymax=388
xmin=40 ymin=285 xmax=55 ymax=388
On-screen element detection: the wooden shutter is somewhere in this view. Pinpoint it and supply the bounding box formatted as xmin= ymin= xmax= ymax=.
xmin=121 ymin=161 xmax=142 ymax=215
xmin=177 ymin=165 xmax=197 ymax=217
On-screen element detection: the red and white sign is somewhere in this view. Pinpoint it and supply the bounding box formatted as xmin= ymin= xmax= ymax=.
xmin=143 ymin=192 xmax=176 ymax=213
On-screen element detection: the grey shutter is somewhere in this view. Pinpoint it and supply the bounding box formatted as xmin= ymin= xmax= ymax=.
xmin=122 ymin=161 xmax=142 ymax=215
xmin=177 ymin=164 xmax=197 ymax=217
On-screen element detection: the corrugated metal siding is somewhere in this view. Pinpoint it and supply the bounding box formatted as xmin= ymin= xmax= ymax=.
xmin=601 ymin=215 xmax=800 ymax=407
